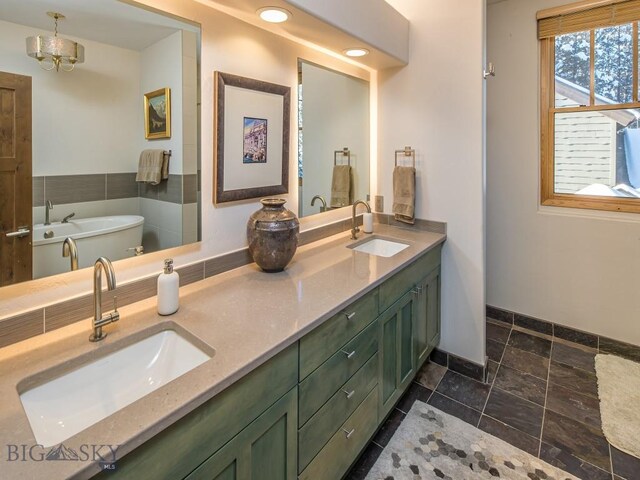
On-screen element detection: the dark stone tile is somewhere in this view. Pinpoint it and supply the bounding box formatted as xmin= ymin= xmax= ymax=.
xmin=158 ymin=174 xmax=183 ymax=204
xmin=486 ymin=339 xmax=506 ymax=362
xmin=508 ymin=330 xmax=552 ymax=358
xmin=448 ymin=354 xmax=484 ymax=381
xmin=486 ymin=360 xmax=499 ymax=384
xmin=501 ymin=345 xmax=549 ymax=379
xmin=549 ymin=361 xmax=599 ymax=398
xmin=484 ymin=388 xmax=543 ymax=438
xmin=106 ymin=173 xmax=138 ymax=199
xmin=486 ymin=321 xmax=510 ymax=344
xmin=546 ymin=382 xmax=601 ymax=430
xmin=45 ymin=174 xmax=106 ymax=205
xmin=611 ymin=445 xmax=640 ymax=480
xmin=140 ymin=182 xmax=159 ymax=199
xmin=554 ymin=324 xmax=598 ymax=349
xmin=299 ymin=221 xmax=346 ymax=246
xmin=542 ymin=410 xmax=611 ymax=471
xmin=415 ymin=361 xmax=447 ymax=390
xmin=486 ymin=305 xmax=513 ymax=325
xmin=344 ymin=442 xmax=383 ymax=480
xmin=429 ymin=348 xmax=448 ymax=367
xmin=540 ymin=442 xmax=612 ymax=480
xmin=599 ymin=337 xmax=640 ymax=363
xmin=373 ymin=408 xmax=405 ymax=447
xmin=514 ymin=313 xmax=553 ymax=335
xmin=45 ymin=295 xmax=93 ymax=332
xmin=478 ymin=415 xmax=539 ymax=456
xmin=0 ymin=310 xmax=44 ymax=348
xmin=493 ymin=364 xmax=547 ymax=405
xmin=427 ymin=392 xmax=481 ymax=426
xmin=32 ymin=176 xmax=44 ymax=207
xmin=435 ymin=370 xmax=490 ymax=411
xmin=176 ymin=262 xmax=204 ymax=287
xmin=552 ymin=342 xmax=596 ymax=373
xmin=205 ymin=249 xmax=253 ymax=277
xmin=396 ymin=383 xmax=432 ymax=414
xmin=101 ymin=277 xmax=157 ymax=312
xmin=183 ymin=174 xmax=198 ymax=204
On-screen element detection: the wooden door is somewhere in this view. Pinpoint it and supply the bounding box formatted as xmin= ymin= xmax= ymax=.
xmin=0 ymin=71 xmax=32 ymax=286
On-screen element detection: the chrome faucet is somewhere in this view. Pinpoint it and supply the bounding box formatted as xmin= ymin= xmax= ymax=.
xmin=351 ymin=200 xmax=371 ymax=240
xmin=311 ymin=195 xmax=327 ymax=212
xmin=62 ymin=212 xmax=75 ymax=223
xmin=44 ymin=200 xmax=53 ymax=226
xmin=62 ymin=237 xmax=79 ymax=271
xmin=90 ymin=257 xmax=119 ymax=342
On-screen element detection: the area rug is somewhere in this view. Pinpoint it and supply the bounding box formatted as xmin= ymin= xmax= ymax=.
xmin=365 ymin=402 xmax=578 ymax=480
xmin=595 ymin=353 xmax=640 ymax=459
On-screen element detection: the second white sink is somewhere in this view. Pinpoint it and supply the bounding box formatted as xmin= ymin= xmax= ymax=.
xmin=349 ymin=237 xmax=410 ymax=257
xmin=19 ymin=329 xmax=212 ymax=447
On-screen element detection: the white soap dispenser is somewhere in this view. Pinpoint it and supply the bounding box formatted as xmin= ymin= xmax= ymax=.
xmin=157 ymin=258 xmax=179 ymax=315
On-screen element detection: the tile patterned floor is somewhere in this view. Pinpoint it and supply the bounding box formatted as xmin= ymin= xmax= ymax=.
xmin=346 ymin=319 xmax=640 ymax=480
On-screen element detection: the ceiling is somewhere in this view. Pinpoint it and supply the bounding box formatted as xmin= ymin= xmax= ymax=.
xmin=0 ymin=0 xmax=199 ymax=51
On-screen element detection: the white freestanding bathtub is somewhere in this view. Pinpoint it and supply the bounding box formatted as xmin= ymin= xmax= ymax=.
xmin=33 ymin=215 xmax=144 ymax=279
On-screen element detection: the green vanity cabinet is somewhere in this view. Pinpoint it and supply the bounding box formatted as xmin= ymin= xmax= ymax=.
xmin=378 ymin=290 xmax=416 ymax=418
xmin=414 ymin=266 xmax=442 ymax=368
xmin=185 ymin=388 xmax=297 ymax=480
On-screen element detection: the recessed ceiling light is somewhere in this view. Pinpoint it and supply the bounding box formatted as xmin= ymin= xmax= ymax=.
xmin=257 ymin=7 xmax=291 ymax=23
xmin=343 ymin=48 xmax=369 ymax=58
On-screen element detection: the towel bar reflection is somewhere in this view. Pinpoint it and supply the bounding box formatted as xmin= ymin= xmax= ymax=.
xmin=394 ymin=146 xmax=415 ymax=168
xmin=334 ymin=147 xmax=351 ymax=166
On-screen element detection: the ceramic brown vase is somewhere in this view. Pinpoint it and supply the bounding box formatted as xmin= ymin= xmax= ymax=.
xmin=247 ymin=198 xmax=299 ymax=272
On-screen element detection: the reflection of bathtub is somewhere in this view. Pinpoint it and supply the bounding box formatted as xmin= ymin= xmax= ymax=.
xmin=33 ymin=215 xmax=144 ymax=279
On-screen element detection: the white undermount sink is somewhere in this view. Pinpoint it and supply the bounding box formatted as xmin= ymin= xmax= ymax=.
xmin=348 ymin=236 xmax=410 ymax=257
xmin=19 ymin=329 xmax=213 ymax=447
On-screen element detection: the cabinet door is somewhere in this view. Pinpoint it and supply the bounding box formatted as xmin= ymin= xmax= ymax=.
xmin=414 ymin=267 xmax=441 ymax=368
xmin=186 ymin=388 xmax=297 ymax=480
xmin=379 ymin=291 xmax=415 ymax=418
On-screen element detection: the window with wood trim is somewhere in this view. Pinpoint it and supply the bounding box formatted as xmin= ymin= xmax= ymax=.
xmin=539 ymin=0 xmax=640 ymax=213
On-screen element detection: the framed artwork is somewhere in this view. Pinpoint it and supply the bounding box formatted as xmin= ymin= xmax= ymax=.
xmin=144 ymin=87 xmax=171 ymax=139
xmin=214 ymin=71 xmax=290 ymax=203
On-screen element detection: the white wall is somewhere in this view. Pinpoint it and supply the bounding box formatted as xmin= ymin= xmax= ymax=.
xmin=487 ymin=0 xmax=640 ymax=345
xmin=0 ymin=19 xmax=141 ymax=176
xmin=380 ymin=0 xmax=487 ymax=364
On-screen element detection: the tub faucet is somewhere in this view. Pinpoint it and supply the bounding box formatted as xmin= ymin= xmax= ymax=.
xmin=351 ymin=200 xmax=371 ymax=240
xmin=62 ymin=237 xmax=79 ymax=271
xmin=90 ymin=257 xmax=119 ymax=342
xmin=44 ymin=200 xmax=53 ymax=226
xmin=62 ymin=212 xmax=75 ymax=223
xmin=311 ymin=195 xmax=327 ymax=212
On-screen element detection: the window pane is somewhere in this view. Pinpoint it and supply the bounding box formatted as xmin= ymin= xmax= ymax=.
xmin=595 ymin=24 xmax=633 ymax=105
xmin=554 ymin=109 xmax=640 ymax=197
xmin=555 ymin=32 xmax=590 ymax=108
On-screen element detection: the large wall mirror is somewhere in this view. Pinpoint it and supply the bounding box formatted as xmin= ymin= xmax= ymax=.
xmin=297 ymin=60 xmax=370 ymax=218
xmin=0 ymin=0 xmax=200 ymax=286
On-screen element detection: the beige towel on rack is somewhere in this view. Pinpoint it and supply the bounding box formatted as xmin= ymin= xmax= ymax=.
xmin=393 ymin=166 xmax=416 ymax=225
xmin=330 ymin=165 xmax=353 ymax=208
xmin=135 ymin=149 xmax=168 ymax=185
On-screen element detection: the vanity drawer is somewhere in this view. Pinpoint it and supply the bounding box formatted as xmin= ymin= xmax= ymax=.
xmin=299 ymin=386 xmax=379 ymax=480
xmin=300 ymin=288 xmax=378 ymax=380
xmin=379 ymin=244 xmax=442 ymax=313
xmin=299 ymin=318 xmax=378 ymax=426
xmin=298 ymin=352 xmax=378 ymax=471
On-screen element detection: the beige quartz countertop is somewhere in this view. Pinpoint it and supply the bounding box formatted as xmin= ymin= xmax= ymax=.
xmin=0 ymin=225 xmax=445 ymax=479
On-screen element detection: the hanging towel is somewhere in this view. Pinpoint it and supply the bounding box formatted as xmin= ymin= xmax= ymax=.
xmin=330 ymin=164 xmax=353 ymax=208
xmin=135 ymin=149 xmax=168 ymax=185
xmin=393 ymin=166 xmax=416 ymax=225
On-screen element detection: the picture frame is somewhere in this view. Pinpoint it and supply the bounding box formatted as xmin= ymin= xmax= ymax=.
xmin=144 ymin=87 xmax=171 ymax=139
xmin=214 ymin=71 xmax=290 ymax=203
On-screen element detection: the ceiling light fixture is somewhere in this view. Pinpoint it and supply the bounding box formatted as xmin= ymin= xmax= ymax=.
xmin=343 ymin=48 xmax=370 ymax=58
xmin=26 ymin=12 xmax=85 ymax=72
xmin=257 ymin=7 xmax=291 ymax=23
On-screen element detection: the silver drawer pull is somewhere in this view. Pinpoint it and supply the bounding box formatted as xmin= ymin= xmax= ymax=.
xmin=6 ymin=227 xmax=30 ymax=238
xmin=343 ymin=428 xmax=355 ymax=439
xmin=342 ymin=389 xmax=355 ymax=399
xmin=345 ymin=311 xmax=356 ymax=320
xmin=340 ymin=349 xmax=356 ymax=359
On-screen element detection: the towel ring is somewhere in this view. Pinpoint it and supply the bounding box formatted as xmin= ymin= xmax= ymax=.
xmin=394 ymin=146 xmax=415 ymax=168
xmin=334 ymin=147 xmax=351 ymax=166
